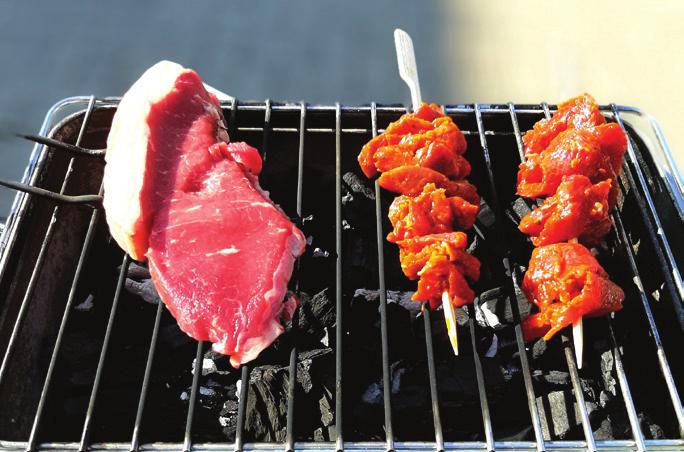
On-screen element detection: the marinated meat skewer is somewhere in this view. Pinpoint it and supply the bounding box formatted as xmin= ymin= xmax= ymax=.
xmin=353 ymin=29 xmax=483 ymax=354
xmin=517 ymin=94 xmax=627 ymax=367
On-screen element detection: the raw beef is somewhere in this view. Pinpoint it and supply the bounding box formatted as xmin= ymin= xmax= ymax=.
xmin=104 ymin=61 xmax=306 ymax=366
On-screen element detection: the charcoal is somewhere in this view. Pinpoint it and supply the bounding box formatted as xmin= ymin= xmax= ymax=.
xmin=532 ymin=370 xmax=571 ymax=386
xmin=125 ymin=261 xmax=151 ymax=279
xmin=342 ymin=172 xmax=375 ymax=200
xmin=312 ymin=247 xmax=330 ymax=258
xmin=219 ymin=399 xmax=239 ymax=435
xmin=124 ymin=277 xmax=161 ymax=305
xmin=640 ymin=413 xmax=665 ymax=439
xmin=510 ymin=197 xmax=533 ymax=221
xmin=242 ymin=348 xmax=334 ymax=442
xmin=121 ymin=261 xmax=162 ymax=304
xmin=466 ymin=233 xmax=481 ymax=254
xmin=289 ymin=289 xmax=335 ymax=342
xmin=195 ymin=350 xmax=234 ymax=376
xmin=536 ymin=389 xmax=599 ymax=439
xmin=74 ymin=294 xmax=94 ymax=312
xmin=341 ymin=173 xmax=376 ymax=234
xmin=593 ymin=414 xmax=618 ymax=440
xmin=600 ymin=348 xmax=617 ymax=396
xmin=190 ymin=380 xmax=236 ymax=411
xmin=477 ymin=201 xmax=496 ymax=228
xmin=341 ymin=192 xmax=354 ymax=205
xmin=160 ymin=323 xmax=193 ymax=349
xmin=531 ymin=338 xmax=548 ymax=360
xmin=353 ymin=288 xmax=420 ymax=318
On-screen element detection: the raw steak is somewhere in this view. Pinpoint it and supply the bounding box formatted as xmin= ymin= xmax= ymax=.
xmin=104 ymin=61 xmax=306 ymax=366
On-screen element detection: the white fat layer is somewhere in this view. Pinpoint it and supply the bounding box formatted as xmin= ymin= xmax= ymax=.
xmin=103 ymin=61 xmax=189 ymax=261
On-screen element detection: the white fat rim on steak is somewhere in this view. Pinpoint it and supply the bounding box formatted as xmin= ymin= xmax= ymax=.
xmin=104 ymin=60 xmax=190 ymax=261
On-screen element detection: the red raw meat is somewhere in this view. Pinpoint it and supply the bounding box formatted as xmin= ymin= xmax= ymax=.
xmin=522 ymin=93 xmax=606 ymax=155
xmin=148 ymin=159 xmax=305 ymax=366
xmin=517 ymin=128 xmax=618 ymax=205
xmin=519 ymin=175 xmax=612 ymax=246
xmin=104 ymin=61 xmax=305 ymax=366
xmin=521 ymin=243 xmax=624 ymax=341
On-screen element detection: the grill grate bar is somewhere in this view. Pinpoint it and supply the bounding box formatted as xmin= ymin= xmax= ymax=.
xmin=79 ymin=254 xmax=130 ymax=451
xmin=370 ymin=102 xmax=395 ymax=451
xmin=219 ymin=103 xmax=630 ymax=115
xmin=422 ymin=308 xmax=445 ymax=452
xmin=334 ymin=103 xmax=344 ymax=452
xmin=237 ymin=99 xmax=274 ymax=451
xmin=471 ymin=104 xmax=504 ymax=451
xmin=611 ymin=209 xmax=684 ymax=434
xmin=183 ymin=341 xmax=205 ymax=452
xmin=561 ymin=333 xmax=597 ymax=451
xmin=0 ymin=179 xmax=102 ymax=206
xmin=18 ymin=134 xmax=105 ymax=158
xmin=610 ymin=106 xmax=684 ymax=305
xmin=27 ymin=185 xmax=104 ymax=451
xmin=465 ymin=308 xmax=494 ymax=451
xmin=130 ymin=300 xmax=165 ymax=451
xmin=607 ymin=318 xmax=646 ymax=452
xmin=0 ymin=96 xmax=97 ymax=390
xmin=285 ymin=101 xmax=307 ymax=452
xmin=234 ymin=365 xmax=250 ymax=452
xmin=262 ymin=99 xmax=273 ymax=164
xmin=229 ymin=99 xmax=243 ymax=452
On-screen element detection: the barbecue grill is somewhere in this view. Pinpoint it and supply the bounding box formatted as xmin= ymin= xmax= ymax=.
xmin=0 ymin=96 xmax=682 ymax=452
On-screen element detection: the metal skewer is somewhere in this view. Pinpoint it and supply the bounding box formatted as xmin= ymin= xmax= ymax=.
xmin=394 ymin=28 xmax=459 ymax=356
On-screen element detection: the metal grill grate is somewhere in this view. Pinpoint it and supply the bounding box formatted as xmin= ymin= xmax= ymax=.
xmin=0 ymin=97 xmax=682 ymax=452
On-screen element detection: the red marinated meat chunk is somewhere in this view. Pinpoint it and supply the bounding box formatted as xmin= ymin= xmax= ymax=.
xmin=521 ymin=243 xmax=624 ymax=341
xmin=396 ymin=232 xmax=479 ymax=309
xmin=396 ymin=232 xmax=480 ymax=281
xmin=415 ymin=260 xmax=476 ymax=310
xmin=517 ymin=128 xmax=618 ymax=205
xmin=378 ymin=166 xmax=480 ymax=205
xmin=358 ymin=103 xmax=470 ymax=179
xmin=519 ymin=175 xmax=612 ymax=246
xmin=387 ymin=183 xmax=479 ymax=242
xmin=588 ymin=122 xmax=628 ymax=174
xmin=523 ymin=93 xmax=606 ymax=155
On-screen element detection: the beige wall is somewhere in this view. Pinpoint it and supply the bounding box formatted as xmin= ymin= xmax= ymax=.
xmin=440 ymin=0 xmax=684 ymax=173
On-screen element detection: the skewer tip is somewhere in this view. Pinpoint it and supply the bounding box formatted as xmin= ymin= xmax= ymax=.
xmin=573 ymin=318 xmax=584 ymax=369
xmin=442 ymin=291 xmax=459 ymax=356
xmin=567 ymin=238 xmax=584 ymax=370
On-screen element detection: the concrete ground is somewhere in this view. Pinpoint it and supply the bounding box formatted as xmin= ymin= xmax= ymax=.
xmin=0 ymin=0 xmax=682 ymax=215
